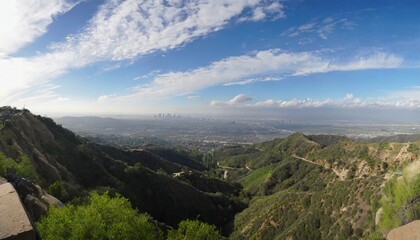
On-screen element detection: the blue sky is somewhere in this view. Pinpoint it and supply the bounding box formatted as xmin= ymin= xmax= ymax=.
xmin=0 ymin=0 xmax=419 ymax=118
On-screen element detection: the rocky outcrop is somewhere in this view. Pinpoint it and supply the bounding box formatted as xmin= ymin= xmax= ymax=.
xmin=0 ymin=183 xmax=35 ymax=240
xmin=5 ymin=173 xmax=63 ymax=221
xmin=387 ymin=220 xmax=420 ymax=240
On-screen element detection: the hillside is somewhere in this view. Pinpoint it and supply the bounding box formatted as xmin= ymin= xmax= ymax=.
xmin=1 ymin=107 xmax=419 ymax=239
xmin=0 ymin=107 xmax=242 ymax=232
xmin=207 ymin=133 xmax=419 ymax=239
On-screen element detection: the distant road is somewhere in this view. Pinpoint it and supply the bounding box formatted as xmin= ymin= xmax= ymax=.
xmin=217 ymin=162 xmax=242 ymax=170
xmin=292 ymin=155 xmax=344 ymax=181
xmin=255 ymin=147 xmax=264 ymax=152
xmin=245 ymin=163 xmax=252 ymax=171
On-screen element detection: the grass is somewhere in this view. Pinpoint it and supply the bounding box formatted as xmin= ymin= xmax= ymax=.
xmin=242 ymin=165 xmax=273 ymax=192
xmin=379 ymin=168 xmax=420 ymax=231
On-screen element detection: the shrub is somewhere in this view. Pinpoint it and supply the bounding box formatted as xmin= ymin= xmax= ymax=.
xmin=47 ymin=181 xmax=67 ymax=200
xmin=167 ymin=219 xmax=222 ymax=240
xmin=0 ymin=153 xmax=39 ymax=181
xmin=37 ymin=192 xmax=161 ymax=240
xmin=379 ymin=171 xmax=420 ymax=231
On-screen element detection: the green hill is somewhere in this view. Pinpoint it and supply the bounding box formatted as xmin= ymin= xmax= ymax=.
xmin=1 ymin=106 xmax=418 ymax=239
xmin=0 ymin=107 xmax=242 ymax=233
xmin=208 ymin=132 xmax=419 ymax=239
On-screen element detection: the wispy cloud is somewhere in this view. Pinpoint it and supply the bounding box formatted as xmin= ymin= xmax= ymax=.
xmin=134 ymin=70 xmax=162 ymax=80
xmin=282 ymin=16 xmax=355 ymax=40
xmin=210 ymin=94 xmax=252 ymax=106
xmin=0 ymin=0 xmax=79 ymax=56
xmin=239 ymin=1 xmax=285 ymax=22
xmin=0 ymin=0 xmax=286 ymax=105
xmin=211 ymin=93 xmax=420 ymax=109
xmin=53 ymin=0 xmax=285 ymax=62
xmin=106 ymin=49 xmax=402 ymax=103
xmin=187 ymin=95 xmax=200 ymax=100
xmin=388 ymin=86 xmax=420 ymax=102
xmin=224 ymin=76 xmax=284 ymax=86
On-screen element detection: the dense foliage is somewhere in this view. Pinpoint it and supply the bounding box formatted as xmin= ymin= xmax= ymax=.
xmin=37 ymin=192 xmax=161 ymax=240
xmin=37 ymin=192 xmax=223 ymax=240
xmin=379 ymin=170 xmax=420 ymax=231
xmin=168 ymin=220 xmax=222 ymax=240
xmin=0 ymin=153 xmax=39 ymax=181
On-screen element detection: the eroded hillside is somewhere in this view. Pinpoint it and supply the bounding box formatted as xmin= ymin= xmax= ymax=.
xmin=207 ymin=133 xmax=419 ymax=239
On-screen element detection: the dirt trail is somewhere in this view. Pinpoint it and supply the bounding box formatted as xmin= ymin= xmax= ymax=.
xmin=293 ymin=155 xmax=345 ymax=181
xmin=217 ymin=162 xmax=242 ymax=170
xmin=245 ymin=163 xmax=253 ymax=171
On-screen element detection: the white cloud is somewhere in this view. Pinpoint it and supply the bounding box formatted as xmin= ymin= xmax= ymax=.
xmin=229 ymin=94 xmax=253 ymax=104
xmin=246 ymin=1 xmax=285 ymax=21
xmin=0 ymin=0 xmax=79 ymax=56
xmin=187 ymin=95 xmax=199 ymax=100
xmin=98 ymin=94 xmax=117 ymax=102
xmin=216 ymin=93 xmax=420 ymax=110
xmin=57 ymin=97 xmax=70 ymax=101
xmin=224 ymin=76 xmax=283 ymax=86
xmin=134 ymin=70 xmax=162 ymax=80
xmin=210 ymin=94 xmax=252 ymax=106
xmin=389 ymin=86 xmax=420 ymax=102
xmin=282 ymin=17 xmax=355 ymax=40
xmin=0 ymin=0 xmax=285 ymax=106
xmin=107 ymin=49 xmax=402 ymax=103
xmin=254 ymin=98 xmax=333 ymax=108
xmin=343 ymin=93 xmax=354 ymax=101
xmin=54 ymin=0 xmax=283 ymax=62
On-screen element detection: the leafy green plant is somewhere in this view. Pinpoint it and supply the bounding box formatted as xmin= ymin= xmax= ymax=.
xmin=47 ymin=181 xmax=67 ymax=200
xmin=37 ymin=192 xmax=161 ymax=240
xmin=379 ymin=171 xmax=420 ymax=231
xmin=167 ymin=219 xmax=222 ymax=240
xmin=0 ymin=153 xmax=39 ymax=181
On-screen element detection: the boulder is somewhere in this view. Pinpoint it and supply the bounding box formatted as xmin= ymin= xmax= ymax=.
xmin=5 ymin=172 xmax=64 ymax=221
xmin=0 ymin=183 xmax=35 ymax=240
xmin=23 ymin=195 xmax=48 ymax=221
xmin=387 ymin=220 xmax=420 ymax=240
xmin=0 ymin=177 xmax=6 ymax=185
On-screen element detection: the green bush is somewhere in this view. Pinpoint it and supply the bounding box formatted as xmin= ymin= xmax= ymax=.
xmin=37 ymin=192 xmax=161 ymax=240
xmin=47 ymin=181 xmax=67 ymax=200
xmin=168 ymin=219 xmax=222 ymax=240
xmin=379 ymin=171 xmax=420 ymax=231
xmin=0 ymin=153 xmax=39 ymax=181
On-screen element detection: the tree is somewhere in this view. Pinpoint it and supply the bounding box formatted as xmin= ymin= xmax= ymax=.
xmin=167 ymin=219 xmax=222 ymax=240
xmin=37 ymin=192 xmax=161 ymax=240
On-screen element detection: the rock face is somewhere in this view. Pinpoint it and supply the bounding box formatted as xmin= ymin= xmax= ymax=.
xmin=0 ymin=183 xmax=35 ymax=240
xmin=5 ymin=173 xmax=63 ymax=221
xmin=387 ymin=220 xmax=420 ymax=240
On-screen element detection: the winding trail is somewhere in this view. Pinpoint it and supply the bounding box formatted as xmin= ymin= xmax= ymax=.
xmin=245 ymin=163 xmax=253 ymax=171
xmin=217 ymin=162 xmax=242 ymax=170
xmin=293 ymin=155 xmax=344 ymax=181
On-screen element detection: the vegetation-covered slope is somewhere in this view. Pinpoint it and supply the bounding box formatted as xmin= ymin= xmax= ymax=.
xmin=207 ymin=133 xmax=419 ymax=239
xmin=0 ymin=107 xmax=242 ymax=232
xmin=1 ymin=107 xmax=419 ymax=239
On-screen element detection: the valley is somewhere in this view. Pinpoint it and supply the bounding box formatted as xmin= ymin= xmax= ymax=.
xmin=0 ymin=107 xmax=418 ymax=239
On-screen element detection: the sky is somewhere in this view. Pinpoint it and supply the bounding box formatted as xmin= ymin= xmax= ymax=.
xmin=0 ymin=0 xmax=419 ymax=121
